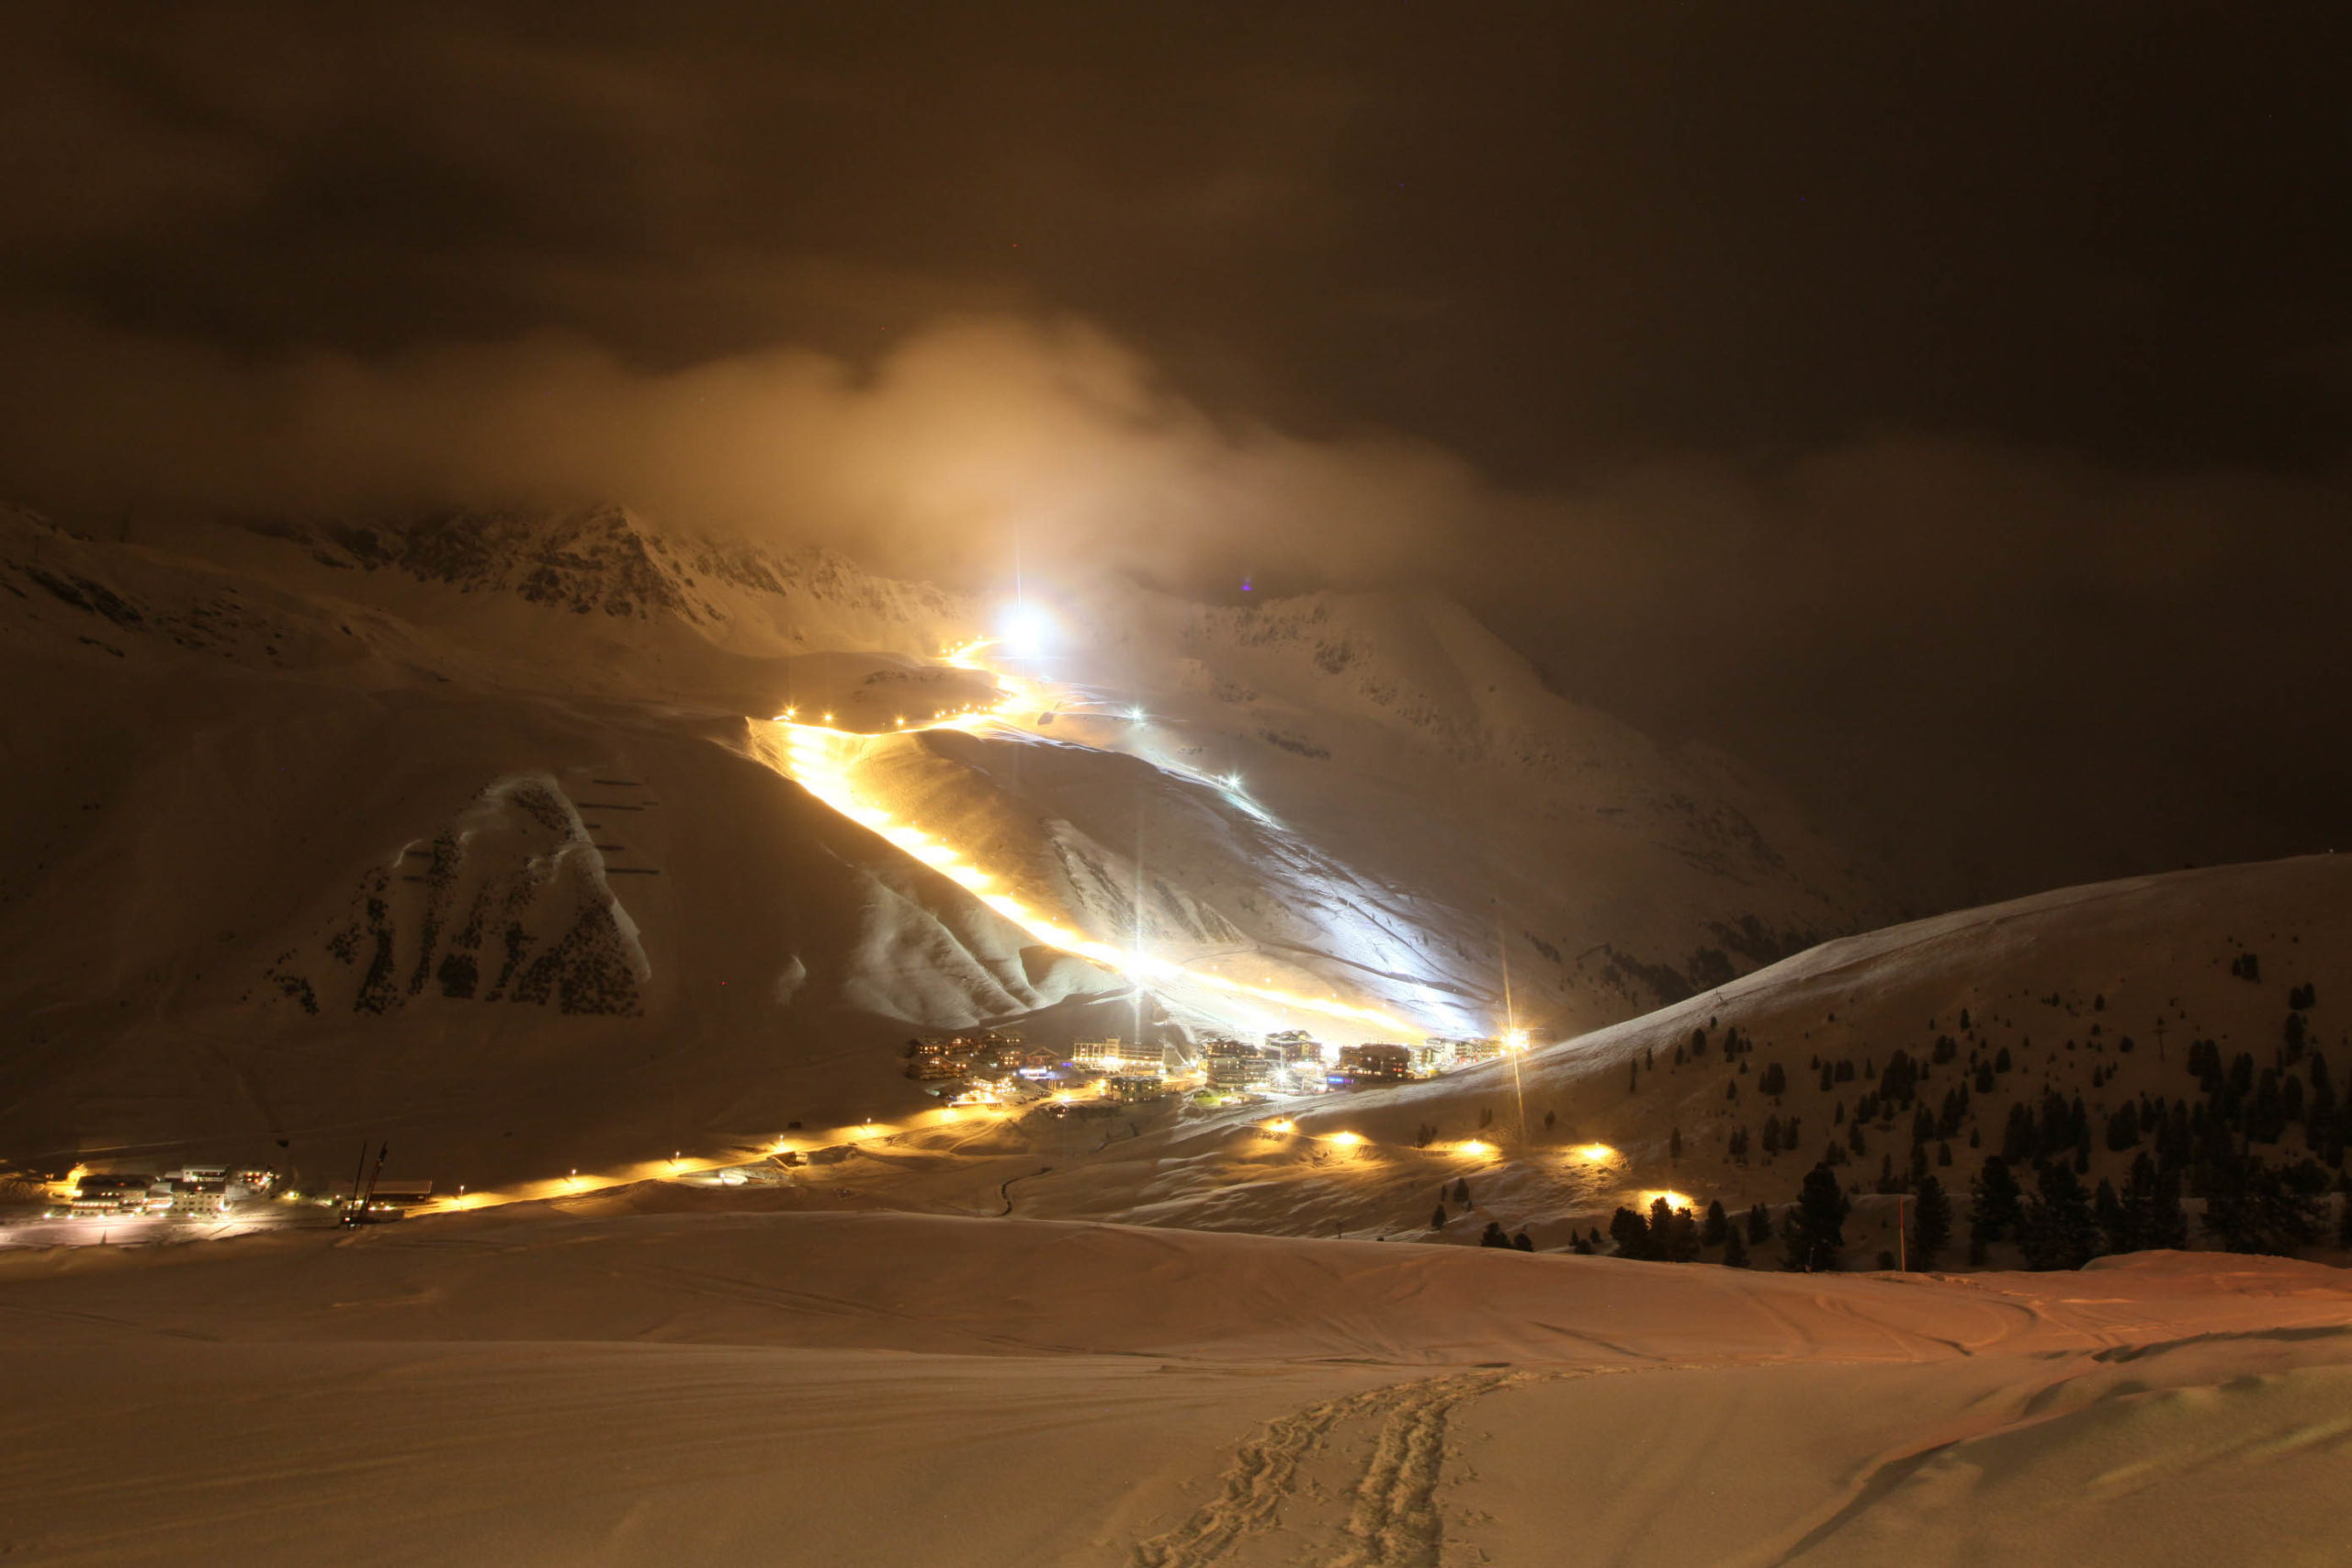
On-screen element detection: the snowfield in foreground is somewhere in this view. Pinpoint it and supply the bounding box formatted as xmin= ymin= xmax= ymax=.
xmin=2 ymin=1207 xmax=2348 ymax=1566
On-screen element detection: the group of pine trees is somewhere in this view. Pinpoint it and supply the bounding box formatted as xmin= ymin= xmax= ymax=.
xmin=1476 ymin=975 xmax=2346 ymax=1270
xmin=1703 ymin=976 xmax=2346 ymax=1267
xmin=1577 ymin=1193 xmax=1770 ymax=1269
xmin=1431 ymin=1177 xmax=1535 ymax=1250
xmin=1578 ymin=1128 xmax=2342 ymax=1275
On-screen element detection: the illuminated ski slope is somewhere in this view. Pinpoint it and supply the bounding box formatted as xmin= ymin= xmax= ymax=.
xmin=411 ymin=638 xmax=1450 ymax=1221
xmin=766 ymin=638 xmax=1427 ymax=1039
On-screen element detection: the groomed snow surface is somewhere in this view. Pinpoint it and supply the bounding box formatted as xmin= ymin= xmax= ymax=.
xmin=2 ymin=1204 xmax=2348 ymax=1566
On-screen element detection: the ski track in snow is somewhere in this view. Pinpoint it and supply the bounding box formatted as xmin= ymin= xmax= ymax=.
xmin=1134 ymin=1366 xmax=1619 ymax=1568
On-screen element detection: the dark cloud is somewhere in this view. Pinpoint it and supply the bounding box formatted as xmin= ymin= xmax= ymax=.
xmin=3 ymin=2 xmax=2347 ymax=908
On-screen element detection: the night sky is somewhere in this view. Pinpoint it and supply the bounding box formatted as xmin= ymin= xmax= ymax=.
xmin=5 ymin=3 xmax=2347 ymax=907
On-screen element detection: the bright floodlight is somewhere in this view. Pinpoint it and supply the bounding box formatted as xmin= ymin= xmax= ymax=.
xmin=999 ymin=601 xmax=1055 ymax=655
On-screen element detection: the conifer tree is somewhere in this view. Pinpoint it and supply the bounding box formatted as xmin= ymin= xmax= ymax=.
xmin=1746 ymin=1202 xmax=1772 ymax=1245
xmin=1452 ymin=1177 xmax=1471 ymax=1206
xmin=1655 ymin=1199 xmax=1702 ymax=1262
xmin=2149 ymin=1165 xmax=2189 ymax=1251
xmin=2106 ymin=1104 xmax=2143 ymax=1152
xmin=1431 ymin=1203 xmax=1448 ymax=1232
xmin=1479 ymin=1220 xmax=1511 ymax=1248
xmin=1908 ymin=1173 xmax=1951 ymax=1269
xmin=2095 ymin=1178 xmax=2128 ymax=1255
xmin=1970 ymin=1155 xmax=2022 ymax=1244
xmin=1722 ymin=1225 xmax=1751 ymax=1267
xmin=2200 ymin=1151 xmax=2323 ymax=1256
xmin=1784 ymin=1164 xmax=1849 ymax=1272
xmin=1511 ymin=1231 xmax=1534 ymax=1252
xmin=1702 ymin=1198 xmax=1729 ymax=1247
xmin=2111 ymin=1152 xmax=2158 ymax=1255
xmin=2017 ymin=1162 xmax=2100 ymax=1270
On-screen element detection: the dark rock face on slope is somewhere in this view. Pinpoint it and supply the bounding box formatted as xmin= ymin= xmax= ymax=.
xmin=245 ymin=504 xmax=961 ymax=629
xmin=264 ymin=775 xmax=648 ymax=1021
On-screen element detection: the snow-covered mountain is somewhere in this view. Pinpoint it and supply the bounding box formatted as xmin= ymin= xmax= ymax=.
xmin=0 ymin=501 xmax=1887 ymax=1187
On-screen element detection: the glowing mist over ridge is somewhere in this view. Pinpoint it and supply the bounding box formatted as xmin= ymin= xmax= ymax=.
xmin=767 ymin=637 xmax=1425 ymax=1040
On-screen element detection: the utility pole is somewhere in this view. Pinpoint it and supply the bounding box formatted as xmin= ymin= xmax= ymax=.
xmin=347 ymin=1141 xmax=370 ymax=1221
xmin=1495 ymin=901 xmax=1529 ymax=1149
xmin=1133 ymin=773 xmax=1148 ymax=1055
